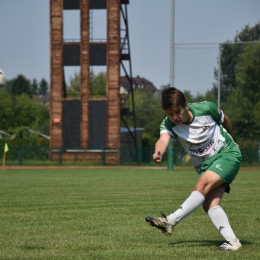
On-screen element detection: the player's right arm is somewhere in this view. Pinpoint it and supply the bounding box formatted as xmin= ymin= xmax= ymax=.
xmin=153 ymin=133 xmax=171 ymax=163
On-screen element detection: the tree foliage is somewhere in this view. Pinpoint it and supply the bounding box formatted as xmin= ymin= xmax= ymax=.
xmin=38 ymin=78 xmax=49 ymax=96
xmin=66 ymin=70 xmax=106 ymax=98
xmin=5 ymin=75 xmax=49 ymax=97
xmin=32 ymin=78 xmax=38 ymax=94
xmin=0 ymin=91 xmax=49 ymax=134
xmin=123 ymin=89 xmax=165 ymax=140
xmin=214 ymin=22 xmax=260 ymax=102
xmin=226 ymin=43 xmax=260 ymax=141
xmin=66 ymin=71 xmax=80 ymax=98
xmin=90 ymin=71 xmax=106 ymax=97
xmin=5 ymin=74 xmax=33 ymax=97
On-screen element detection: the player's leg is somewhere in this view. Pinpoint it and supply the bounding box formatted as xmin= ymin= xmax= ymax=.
xmin=166 ymin=170 xmax=224 ymax=222
xmin=145 ymin=146 xmax=242 ymax=236
xmin=204 ymin=186 xmax=242 ymax=250
xmin=145 ymin=170 xmax=223 ymax=234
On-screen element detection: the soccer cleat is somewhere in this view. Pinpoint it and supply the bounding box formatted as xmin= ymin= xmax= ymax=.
xmin=145 ymin=213 xmax=174 ymax=235
xmin=217 ymin=240 xmax=242 ymax=251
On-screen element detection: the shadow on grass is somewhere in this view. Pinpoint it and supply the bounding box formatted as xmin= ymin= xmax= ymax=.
xmin=168 ymin=240 xmax=252 ymax=247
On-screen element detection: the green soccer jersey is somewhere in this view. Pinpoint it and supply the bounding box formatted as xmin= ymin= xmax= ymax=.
xmin=160 ymin=101 xmax=235 ymax=172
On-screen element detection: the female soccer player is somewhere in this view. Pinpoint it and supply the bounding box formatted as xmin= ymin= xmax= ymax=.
xmin=145 ymin=87 xmax=242 ymax=251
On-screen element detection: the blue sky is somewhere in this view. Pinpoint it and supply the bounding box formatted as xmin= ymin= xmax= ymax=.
xmin=1 ymin=0 xmax=260 ymax=95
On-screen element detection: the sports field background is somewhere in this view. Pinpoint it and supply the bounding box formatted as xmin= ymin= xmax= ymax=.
xmin=1 ymin=144 xmax=260 ymax=167
xmin=0 ymin=168 xmax=259 ymax=259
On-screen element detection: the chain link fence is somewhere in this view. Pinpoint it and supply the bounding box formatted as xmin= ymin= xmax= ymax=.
xmin=1 ymin=145 xmax=259 ymax=167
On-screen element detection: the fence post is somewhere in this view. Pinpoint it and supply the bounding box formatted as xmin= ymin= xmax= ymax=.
xmin=249 ymin=148 xmax=253 ymax=166
xmin=167 ymin=139 xmax=174 ymax=170
xmin=137 ymin=147 xmax=141 ymax=165
xmin=58 ymin=148 xmax=63 ymax=165
xmin=18 ymin=147 xmax=23 ymax=165
xmin=102 ymin=148 xmax=106 ymax=165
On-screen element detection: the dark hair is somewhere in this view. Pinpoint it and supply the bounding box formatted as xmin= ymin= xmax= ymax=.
xmin=161 ymin=87 xmax=186 ymax=110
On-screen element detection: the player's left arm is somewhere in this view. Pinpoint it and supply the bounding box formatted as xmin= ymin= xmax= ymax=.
xmin=221 ymin=114 xmax=233 ymax=137
xmin=207 ymin=102 xmax=233 ymax=137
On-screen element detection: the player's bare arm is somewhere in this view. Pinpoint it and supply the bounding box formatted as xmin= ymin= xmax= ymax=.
xmin=153 ymin=133 xmax=171 ymax=163
xmin=221 ymin=114 xmax=233 ymax=137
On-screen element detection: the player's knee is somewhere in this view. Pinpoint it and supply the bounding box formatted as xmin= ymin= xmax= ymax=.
xmin=193 ymin=182 xmax=211 ymax=196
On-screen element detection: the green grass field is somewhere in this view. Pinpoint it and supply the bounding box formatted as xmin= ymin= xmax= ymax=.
xmin=0 ymin=168 xmax=259 ymax=260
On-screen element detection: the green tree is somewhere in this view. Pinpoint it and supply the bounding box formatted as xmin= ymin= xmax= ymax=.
xmin=0 ymin=91 xmax=49 ymax=134
xmin=183 ymin=90 xmax=195 ymax=103
xmin=203 ymin=88 xmax=217 ymax=104
xmin=214 ymin=22 xmax=260 ymax=102
xmin=67 ymin=71 xmax=81 ymax=98
xmin=5 ymin=74 xmax=33 ymax=97
xmin=90 ymin=71 xmax=106 ymax=97
xmin=0 ymin=91 xmax=14 ymax=129
xmin=66 ymin=71 xmax=106 ymax=98
xmin=32 ymin=78 xmax=38 ymax=95
xmin=38 ymin=78 xmax=49 ymax=96
xmin=236 ymin=44 xmax=260 ymax=103
xmin=127 ymin=89 xmax=165 ymax=138
xmin=227 ymin=44 xmax=260 ymax=141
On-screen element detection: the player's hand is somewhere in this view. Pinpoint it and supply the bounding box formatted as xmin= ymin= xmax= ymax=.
xmin=153 ymin=151 xmax=162 ymax=164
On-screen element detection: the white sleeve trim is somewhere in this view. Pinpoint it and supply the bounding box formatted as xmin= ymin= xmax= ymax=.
xmin=220 ymin=110 xmax=225 ymax=123
xmin=160 ymin=129 xmax=173 ymax=136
